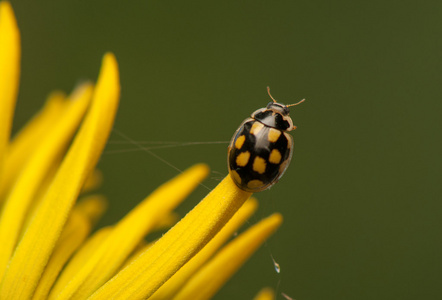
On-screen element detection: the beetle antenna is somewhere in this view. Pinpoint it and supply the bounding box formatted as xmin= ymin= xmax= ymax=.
xmin=268 ymin=86 xmax=305 ymax=106
xmin=267 ymin=86 xmax=278 ymax=103
xmin=287 ymin=98 xmax=305 ymax=107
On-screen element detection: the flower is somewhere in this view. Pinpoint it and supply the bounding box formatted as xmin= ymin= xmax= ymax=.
xmin=0 ymin=2 xmax=283 ymax=299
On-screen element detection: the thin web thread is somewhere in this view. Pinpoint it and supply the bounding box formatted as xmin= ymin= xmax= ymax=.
xmin=104 ymin=141 xmax=229 ymax=154
xmin=112 ymin=129 xmax=213 ymax=191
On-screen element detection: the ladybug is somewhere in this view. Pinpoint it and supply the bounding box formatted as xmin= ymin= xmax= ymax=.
xmin=228 ymin=87 xmax=304 ymax=192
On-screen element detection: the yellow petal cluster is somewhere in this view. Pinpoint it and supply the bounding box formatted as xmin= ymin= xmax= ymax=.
xmin=0 ymin=2 xmax=284 ymax=299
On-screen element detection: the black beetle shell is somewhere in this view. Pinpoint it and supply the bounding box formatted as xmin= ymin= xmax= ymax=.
xmin=228 ymin=119 xmax=293 ymax=192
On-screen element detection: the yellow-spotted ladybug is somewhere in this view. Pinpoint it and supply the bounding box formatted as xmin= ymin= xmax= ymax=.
xmin=228 ymin=87 xmax=304 ymax=192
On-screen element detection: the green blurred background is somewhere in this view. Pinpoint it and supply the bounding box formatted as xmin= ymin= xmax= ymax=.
xmin=10 ymin=0 xmax=442 ymax=299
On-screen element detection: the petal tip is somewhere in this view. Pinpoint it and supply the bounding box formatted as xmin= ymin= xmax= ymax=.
xmin=69 ymin=82 xmax=94 ymax=101
xmin=0 ymin=2 xmax=14 ymax=20
xmin=269 ymin=212 xmax=283 ymax=227
xmin=98 ymin=52 xmax=120 ymax=92
xmin=102 ymin=52 xmax=118 ymax=72
xmin=0 ymin=1 xmax=19 ymax=36
xmin=247 ymin=197 xmax=259 ymax=209
xmin=191 ymin=163 xmax=210 ymax=178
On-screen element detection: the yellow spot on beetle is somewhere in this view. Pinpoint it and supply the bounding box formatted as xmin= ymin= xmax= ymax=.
xmin=247 ymin=179 xmax=264 ymax=189
xmin=253 ymin=156 xmax=266 ymax=174
xmin=269 ymin=149 xmax=282 ymax=164
xmin=268 ymin=128 xmax=281 ymax=142
xmin=235 ymin=135 xmax=246 ymax=149
xmin=230 ymin=170 xmax=242 ymax=184
xmin=236 ymin=151 xmax=250 ymax=167
xmin=250 ymin=122 xmax=264 ymax=135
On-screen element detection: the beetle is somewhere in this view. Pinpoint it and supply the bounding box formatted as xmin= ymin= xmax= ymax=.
xmin=227 ymin=87 xmax=304 ymax=192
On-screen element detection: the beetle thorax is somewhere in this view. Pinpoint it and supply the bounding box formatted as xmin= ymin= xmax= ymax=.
xmin=251 ymin=102 xmax=293 ymax=131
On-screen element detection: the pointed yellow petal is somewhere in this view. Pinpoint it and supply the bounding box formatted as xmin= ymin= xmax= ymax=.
xmin=32 ymin=210 xmax=91 ymax=299
xmin=151 ymin=197 xmax=258 ymax=299
xmin=0 ymin=1 xmax=20 ymax=175
xmin=253 ymin=287 xmax=275 ymax=300
xmin=53 ymin=164 xmax=209 ymax=299
xmin=0 ymin=83 xmax=93 ymax=282
xmin=173 ymin=213 xmax=283 ymax=300
xmin=0 ymin=92 xmax=66 ymax=200
xmin=0 ymin=53 xmax=120 ymax=299
xmin=90 ymin=175 xmax=252 ymax=300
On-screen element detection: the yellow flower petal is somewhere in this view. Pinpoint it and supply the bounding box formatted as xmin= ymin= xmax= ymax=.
xmin=51 ymin=226 xmax=112 ymax=294
xmin=33 ymin=195 xmax=107 ymax=298
xmin=0 ymin=53 xmax=120 ymax=299
xmin=0 ymin=1 xmax=20 ymax=175
xmin=0 ymin=83 xmax=93 ymax=282
xmin=90 ymin=175 xmax=252 ymax=300
xmin=173 ymin=213 xmax=283 ymax=300
xmin=253 ymin=287 xmax=275 ymax=300
xmin=80 ymin=169 xmax=103 ymax=193
xmin=153 ymin=211 xmax=180 ymax=231
xmin=32 ymin=209 xmax=91 ymax=299
xmin=120 ymin=240 xmax=154 ymax=271
xmin=151 ymin=197 xmax=259 ymax=299
xmin=19 ymin=156 xmax=61 ymax=237
xmin=0 ymin=92 xmax=66 ymax=200
xmin=75 ymin=194 xmax=108 ymax=226
xmin=52 ymin=164 xmax=209 ymax=299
